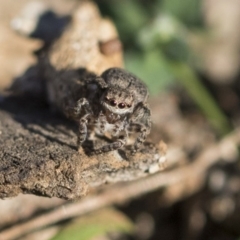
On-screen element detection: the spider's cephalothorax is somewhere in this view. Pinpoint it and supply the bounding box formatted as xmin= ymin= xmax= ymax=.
xmin=68 ymin=67 xmax=151 ymax=155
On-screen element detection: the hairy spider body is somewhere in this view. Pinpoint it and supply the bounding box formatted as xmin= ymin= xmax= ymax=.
xmin=60 ymin=67 xmax=151 ymax=155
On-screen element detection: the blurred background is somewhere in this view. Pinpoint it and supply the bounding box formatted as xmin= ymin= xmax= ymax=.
xmin=0 ymin=0 xmax=240 ymax=239
xmin=95 ymin=0 xmax=240 ymax=136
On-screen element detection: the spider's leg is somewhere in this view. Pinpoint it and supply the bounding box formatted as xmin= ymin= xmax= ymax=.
xmin=89 ymin=131 xmax=127 ymax=155
xmin=73 ymin=98 xmax=93 ymax=149
xmin=112 ymin=118 xmax=126 ymax=137
xmin=98 ymin=111 xmax=107 ymax=134
xmin=129 ymin=103 xmax=151 ymax=155
xmin=130 ymin=123 xmax=150 ymax=155
xmin=77 ymin=116 xmax=89 ymax=146
xmin=89 ymin=116 xmax=126 ymax=155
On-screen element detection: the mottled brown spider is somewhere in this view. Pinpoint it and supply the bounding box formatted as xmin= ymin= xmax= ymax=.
xmin=64 ymin=67 xmax=151 ymax=155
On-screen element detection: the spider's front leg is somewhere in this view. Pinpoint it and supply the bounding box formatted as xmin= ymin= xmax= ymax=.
xmin=129 ymin=103 xmax=151 ymax=155
xmin=74 ymin=98 xmax=93 ymax=149
xmin=89 ymin=114 xmax=127 ymax=155
xmin=89 ymin=130 xmax=127 ymax=155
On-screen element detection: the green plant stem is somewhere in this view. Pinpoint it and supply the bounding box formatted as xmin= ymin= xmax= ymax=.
xmin=170 ymin=61 xmax=231 ymax=136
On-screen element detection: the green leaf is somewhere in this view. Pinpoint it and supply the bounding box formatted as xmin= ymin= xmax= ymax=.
xmin=51 ymin=208 xmax=133 ymax=240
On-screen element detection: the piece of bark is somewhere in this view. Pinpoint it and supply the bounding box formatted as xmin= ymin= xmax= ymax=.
xmin=0 ymin=95 xmax=166 ymax=200
xmin=0 ymin=1 xmax=167 ymax=200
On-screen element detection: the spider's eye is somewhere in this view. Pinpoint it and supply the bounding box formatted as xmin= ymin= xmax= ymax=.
xmin=118 ymin=103 xmax=125 ymax=109
xmin=109 ymin=99 xmax=117 ymax=106
xmin=127 ymin=104 xmax=132 ymax=108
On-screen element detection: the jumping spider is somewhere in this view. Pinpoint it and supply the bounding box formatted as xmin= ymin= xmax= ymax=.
xmin=65 ymin=67 xmax=151 ymax=155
